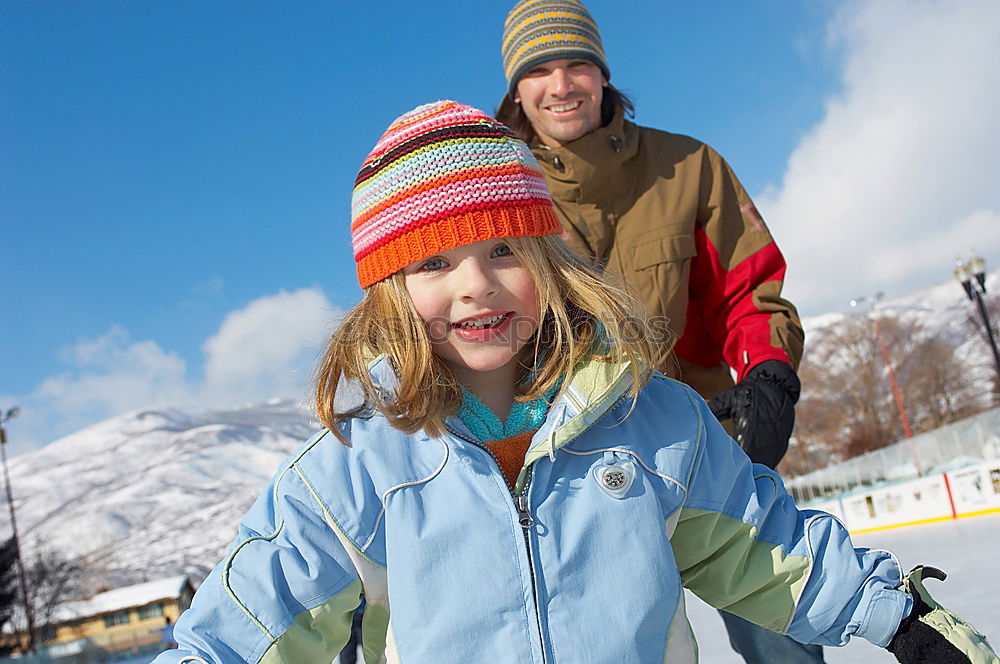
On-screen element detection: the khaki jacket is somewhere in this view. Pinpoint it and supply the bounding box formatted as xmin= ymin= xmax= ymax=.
xmin=531 ymin=107 xmax=803 ymax=399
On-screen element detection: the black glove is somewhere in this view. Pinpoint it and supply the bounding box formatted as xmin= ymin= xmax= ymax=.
xmin=707 ymin=359 xmax=800 ymax=469
xmin=888 ymin=566 xmax=998 ymax=663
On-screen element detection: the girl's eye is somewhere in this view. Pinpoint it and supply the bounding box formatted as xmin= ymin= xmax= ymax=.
xmin=492 ymin=243 xmax=513 ymax=258
xmin=421 ymin=258 xmax=446 ymax=271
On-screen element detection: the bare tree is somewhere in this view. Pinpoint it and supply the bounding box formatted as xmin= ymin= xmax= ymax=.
xmin=3 ymin=545 xmax=110 ymax=650
xmin=27 ymin=548 xmax=88 ymax=643
xmin=790 ymin=311 xmax=983 ymax=472
xmin=0 ymin=537 xmax=19 ymax=651
xmin=795 ymin=314 xmax=901 ymax=460
xmin=900 ymin=335 xmax=981 ymax=430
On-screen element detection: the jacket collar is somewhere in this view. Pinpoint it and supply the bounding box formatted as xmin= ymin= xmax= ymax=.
xmin=530 ymin=104 xmax=639 ymax=202
xmin=523 ymin=353 xmax=638 ymax=471
xmin=364 ymin=352 xmax=641 ymax=468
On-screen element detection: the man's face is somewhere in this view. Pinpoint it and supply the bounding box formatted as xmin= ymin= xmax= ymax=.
xmin=514 ymin=58 xmax=606 ymax=148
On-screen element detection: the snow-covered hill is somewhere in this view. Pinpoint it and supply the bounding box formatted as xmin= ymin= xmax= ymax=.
xmin=802 ymin=268 xmax=998 ymax=347
xmin=1 ymin=270 xmax=996 ymax=586
xmin=3 ymin=399 xmax=318 ymax=584
xmin=801 ymin=268 xmax=999 ymax=386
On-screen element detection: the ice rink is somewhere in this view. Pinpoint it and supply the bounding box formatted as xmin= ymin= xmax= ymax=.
xmin=687 ymin=513 xmax=1000 ymax=663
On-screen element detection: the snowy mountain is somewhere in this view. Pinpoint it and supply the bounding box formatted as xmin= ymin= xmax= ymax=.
xmin=801 ymin=268 xmax=999 ymax=388
xmin=1 ymin=270 xmax=996 ymax=586
xmin=3 ymin=399 xmax=318 ymax=584
xmin=802 ymin=268 xmax=999 ymax=345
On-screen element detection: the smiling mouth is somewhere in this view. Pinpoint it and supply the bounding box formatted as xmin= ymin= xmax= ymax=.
xmin=453 ymin=313 xmax=510 ymax=330
xmin=547 ymin=100 xmax=582 ymax=113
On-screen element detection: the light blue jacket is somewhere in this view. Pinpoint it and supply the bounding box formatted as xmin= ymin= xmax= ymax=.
xmin=153 ymin=356 xmax=911 ymax=664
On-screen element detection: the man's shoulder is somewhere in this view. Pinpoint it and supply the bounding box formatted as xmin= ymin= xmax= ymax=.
xmin=627 ymin=121 xmax=724 ymax=164
xmin=631 ymin=121 xmax=705 ymax=150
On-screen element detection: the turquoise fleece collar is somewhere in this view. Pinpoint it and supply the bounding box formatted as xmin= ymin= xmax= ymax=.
xmin=457 ymin=384 xmax=561 ymax=442
xmin=362 ymin=353 xmax=644 ymax=473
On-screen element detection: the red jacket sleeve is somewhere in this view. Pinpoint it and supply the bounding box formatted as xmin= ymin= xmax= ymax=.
xmin=672 ymin=146 xmax=804 ymax=381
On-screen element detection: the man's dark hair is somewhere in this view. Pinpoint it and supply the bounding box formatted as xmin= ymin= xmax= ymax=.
xmin=496 ymin=84 xmax=635 ymax=145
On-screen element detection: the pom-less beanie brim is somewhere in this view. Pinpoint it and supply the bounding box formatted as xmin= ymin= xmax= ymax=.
xmin=355 ymin=203 xmax=558 ymax=289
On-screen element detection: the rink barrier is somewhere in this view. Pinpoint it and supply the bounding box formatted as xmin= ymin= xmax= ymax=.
xmin=805 ymin=458 xmax=1000 ymax=534
xmin=787 ymin=407 xmax=1000 ymax=506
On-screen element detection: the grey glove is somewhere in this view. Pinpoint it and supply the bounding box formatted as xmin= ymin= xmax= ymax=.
xmin=707 ymin=359 xmax=800 ymax=469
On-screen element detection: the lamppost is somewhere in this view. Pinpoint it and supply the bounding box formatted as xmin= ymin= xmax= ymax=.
xmin=0 ymin=407 xmax=35 ymax=653
xmin=954 ymin=255 xmax=1000 ymax=385
xmin=850 ymin=296 xmax=922 ymax=476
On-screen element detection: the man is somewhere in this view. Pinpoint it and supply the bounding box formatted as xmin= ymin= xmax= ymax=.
xmin=496 ymin=1 xmax=818 ymax=662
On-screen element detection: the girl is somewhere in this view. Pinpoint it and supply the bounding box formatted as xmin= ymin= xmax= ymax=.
xmin=153 ymin=101 xmax=995 ymax=664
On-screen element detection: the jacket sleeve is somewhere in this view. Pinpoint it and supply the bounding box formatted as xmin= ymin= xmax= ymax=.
xmin=672 ymin=145 xmax=804 ymax=380
xmin=150 ymin=452 xmax=364 ymax=664
xmin=671 ymin=389 xmax=912 ymax=648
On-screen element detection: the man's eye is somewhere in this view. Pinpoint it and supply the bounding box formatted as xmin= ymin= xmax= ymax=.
xmin=492 ymin=244 xmax=513 ymax=258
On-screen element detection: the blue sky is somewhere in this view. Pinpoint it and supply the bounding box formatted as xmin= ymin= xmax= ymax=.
xmin=3 ymin=1 xmax=999 ymax=453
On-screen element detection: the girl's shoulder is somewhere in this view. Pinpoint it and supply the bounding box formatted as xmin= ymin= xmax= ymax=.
xmin=617 ymin=372 xmax=710 ymax=459
xmin=559 ymin=370 xmax=708 ymax=495
xmin=558 ymin=357 xmax=708 ymax=453
xmin=636 ymin=372 xmax=710 ymax=423
xmin=263 ymin=414 xmax=450 ymax=561
xmin=295 ymin=412 xmax=449 ymax=488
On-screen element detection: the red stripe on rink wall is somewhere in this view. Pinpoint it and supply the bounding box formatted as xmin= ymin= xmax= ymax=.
xmin=942 ymin=473 xmax=958 ymax=519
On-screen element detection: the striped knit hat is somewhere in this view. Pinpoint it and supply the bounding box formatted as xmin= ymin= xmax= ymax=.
xmin=351 ymin=100 xmax=561 ymax=288
xmin=502 ymin=0 xmax=610 ymax=99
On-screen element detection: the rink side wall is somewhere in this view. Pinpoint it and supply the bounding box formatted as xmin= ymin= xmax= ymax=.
xmin=790 ymin=407 xmax=1000 ymax=533
xmin=806 ymin=459 xmax=1000 ymax=533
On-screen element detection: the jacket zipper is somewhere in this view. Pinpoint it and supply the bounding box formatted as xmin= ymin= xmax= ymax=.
xmin=515 ymin=474 xmax=549 ymax=664
xmin=446 ymin=424 xmax=549 ymax=664
xmin=444 ymin=385 xmax=621 ymax=663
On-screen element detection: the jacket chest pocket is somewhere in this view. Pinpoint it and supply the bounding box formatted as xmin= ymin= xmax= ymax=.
xmin=630 ymin=232 xmax=697 ymax=271
xmin=625 ymin=232 xmax=697 ymax=330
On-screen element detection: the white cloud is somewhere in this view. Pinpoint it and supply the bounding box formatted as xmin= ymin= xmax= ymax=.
xmin=759 ymin=0 xmax=1000 ymax=315
xmin=4 ymin=326 xmax=193 ymax=455
xmin=6 ymin=288 xmax=339 ymax=455
xmin=202 ymin=289 xmax=337 ymax=406
xmin=871 ymin=209 xmax=1000 ymax=283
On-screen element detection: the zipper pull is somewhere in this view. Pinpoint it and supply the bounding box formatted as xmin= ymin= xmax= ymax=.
xmin=515 ymin=495 xmax=534 ymax=529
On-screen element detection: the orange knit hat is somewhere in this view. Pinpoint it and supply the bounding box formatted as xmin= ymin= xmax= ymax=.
xmin=351 ymin=100 xmax=561 ymax=288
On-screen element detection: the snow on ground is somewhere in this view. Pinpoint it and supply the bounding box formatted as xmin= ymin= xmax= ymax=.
xmin=686 ymin=513 xmax=1000 ymax=663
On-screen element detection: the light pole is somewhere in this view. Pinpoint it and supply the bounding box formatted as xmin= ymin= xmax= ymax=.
xmin=954 ymin=255 xmax=1000 ymax=387
xmin=0 ymin=407 xmax=35 ymax=653
xmin=850 ymin=296 xmax=922 ymax=476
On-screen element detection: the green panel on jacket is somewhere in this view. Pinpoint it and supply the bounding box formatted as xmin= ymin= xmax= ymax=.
xmin=672 ymin=508 xmax=812 ymax=632
xmin=259 ymin=578 xmax=362 ymax=664
xmin=361 ymin=603 xmax=390 ymax=664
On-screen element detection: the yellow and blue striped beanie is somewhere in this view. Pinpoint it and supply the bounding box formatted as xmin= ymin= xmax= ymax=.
xmin=501 ymin=0 xmax=610 ymax=99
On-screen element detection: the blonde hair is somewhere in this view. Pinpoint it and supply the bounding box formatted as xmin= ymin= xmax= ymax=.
xmin=315 ymin=234 xmax=659 ymax=442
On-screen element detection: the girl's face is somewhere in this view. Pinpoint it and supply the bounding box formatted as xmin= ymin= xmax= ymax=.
xmin=403 ymin=238 xmax=540 ymax=380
